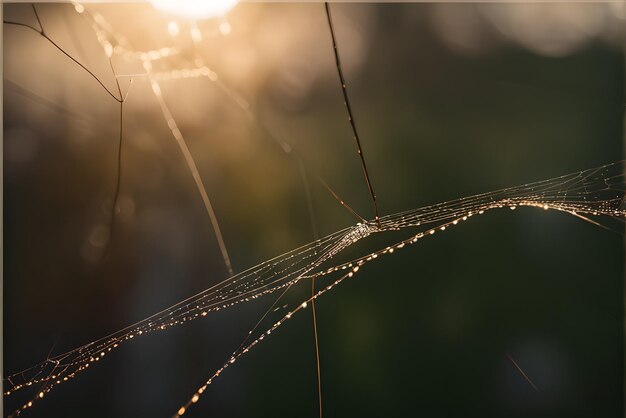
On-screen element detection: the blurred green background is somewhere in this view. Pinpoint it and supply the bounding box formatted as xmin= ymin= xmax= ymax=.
xmin=4 ymin=2 xmax=624 ymax=417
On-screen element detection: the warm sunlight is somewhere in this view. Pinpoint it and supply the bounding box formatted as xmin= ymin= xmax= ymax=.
xmin=150 ymin=0 xmax=238 ymax=20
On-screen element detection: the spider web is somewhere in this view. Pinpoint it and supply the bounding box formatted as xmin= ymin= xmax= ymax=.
xmin=5 ymin=158 xmax=625 ymax=416
xmin=3 ymin=2 xmax=624 ymax=417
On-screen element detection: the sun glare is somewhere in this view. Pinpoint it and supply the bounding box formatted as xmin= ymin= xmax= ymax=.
xmin=150 ymin=0 xmax=238 ymax=20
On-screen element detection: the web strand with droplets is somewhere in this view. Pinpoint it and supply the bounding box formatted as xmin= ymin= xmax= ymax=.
xmin=4 ymin=3 xmax=625 ymax=417
xmin=5 ymin=159 xmax=626 ymax=416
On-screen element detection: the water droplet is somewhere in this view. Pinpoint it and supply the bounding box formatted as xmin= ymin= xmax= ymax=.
xmin=104 ymin=42 xmax=113 ymax=58
xmin=219 ymin=21 xmax=232 ymax=35
xmin=190 ymin=26 xmax=202 ymax=43
xmin=168 ymin=20 xmax=180 ymax=37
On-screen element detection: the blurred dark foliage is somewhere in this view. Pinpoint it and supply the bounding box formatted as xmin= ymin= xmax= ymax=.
xmin=4 ymin=3 xmax=623 ymax=417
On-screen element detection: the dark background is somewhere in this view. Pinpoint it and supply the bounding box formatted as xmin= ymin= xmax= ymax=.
xmin=4 ymin=2 xmax=624 ymax=417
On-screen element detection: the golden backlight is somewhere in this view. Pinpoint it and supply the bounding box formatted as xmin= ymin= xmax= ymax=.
xmin=150 ymin=0 xmax=238 ymax=20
